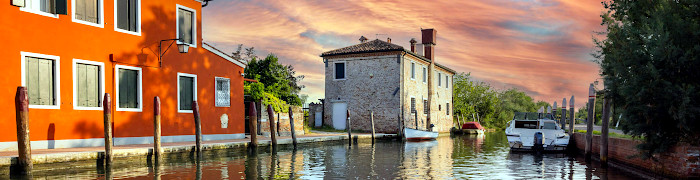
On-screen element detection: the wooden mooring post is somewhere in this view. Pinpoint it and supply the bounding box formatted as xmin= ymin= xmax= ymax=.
xmin=266 ymin=105 xmax=277 ymax=148
xmin=347 ymin=110 xmax=352 ymax=145
xmin=249 ymin=102 xmax=258 ymax=148
xmin=561 ymin=98 xmax=567 ymax=130
xmin=288 ymin=106 xmax=297 ymax=147
xmin=600 ymin=95 xmax=611 ymax=167
xmin=192 ymin=101 xmax=202 ymax=154
xmin=370 ymin=110 xmax=375 ymax=143
xmin=585 ymin=84 xmax=596 ymax=161
xmin=14 ymin=87 xmax=32 ymax=175
xmin=103 ymin=93 xmax=113 ymax=165
xmin=569 ymin=96 xmax=575 ymax=135
xmin=153 ymin=97 xmax=162 ymax=159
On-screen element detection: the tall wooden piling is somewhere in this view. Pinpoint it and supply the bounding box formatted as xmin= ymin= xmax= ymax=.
xmin=370 ymin=110 xmax=375 ymax=143
xmin=569 ymin=96 xmax=575 ymax=135
xmin=347 ymin=110 xmax=352 ymax=145
xmin=192 ymin=101 xmax=202 ymax=154
xmin=14 ymin=87 xmax=32 ymax=175
xmin=153 ymin=97 xmax=162 ymax=159
xmin=600 ymin=96 xmax=611 ymax=166
xmin=561 ymin=98 xmax=567 ymax=130
xmin=248 ymin=102 xmax=258 ymax=148
xmin=585 ymin=84 xmax=596 ymax=161
xmin=397 ymin=113 xmax=403 ymax=138
xmin=266 ymin=105 xmax=277 ymax=147
xmin=288 ymin=106 xmax=297 ymax=147
xmin=103 ymin=93 xmax=113 ymax=165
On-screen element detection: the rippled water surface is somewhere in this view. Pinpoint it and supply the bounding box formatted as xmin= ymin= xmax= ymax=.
xmin=5 ymin=132 xmax=642 ymax=179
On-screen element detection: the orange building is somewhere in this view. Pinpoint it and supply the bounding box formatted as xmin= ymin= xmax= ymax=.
xmin=0 ymin=0 xmax=246 ymax=151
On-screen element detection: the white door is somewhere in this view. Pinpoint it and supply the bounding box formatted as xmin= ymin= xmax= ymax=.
xmin=332 ymin=103 xmax=347 ymax=130
xmin=314 ymin=112 xmax=322 ymax=127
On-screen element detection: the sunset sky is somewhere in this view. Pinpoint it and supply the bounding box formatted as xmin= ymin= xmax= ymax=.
xmin=201 ymin=0 xmax=606 ymax=108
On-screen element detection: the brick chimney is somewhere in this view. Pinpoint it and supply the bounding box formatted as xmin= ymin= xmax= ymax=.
xmin=387 ymin=37 xmax=391 ymax=43
xmin=421 ymin=29 xmax=436 ymax=60
xmin=359 ymin=36 xmax=368 ymax=43
xmin=409 ymin=38 xmax=417 ymax=52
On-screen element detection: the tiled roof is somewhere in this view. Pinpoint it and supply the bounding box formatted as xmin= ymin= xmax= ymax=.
xmin=321 ymin=39 xmax=404 ymax=57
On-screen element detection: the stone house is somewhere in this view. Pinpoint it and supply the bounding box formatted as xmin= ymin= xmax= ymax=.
xmin=320 ymin=29 xmax=456 ymax=133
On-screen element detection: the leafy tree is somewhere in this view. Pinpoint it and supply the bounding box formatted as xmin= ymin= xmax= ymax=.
xmin=452 ymin=73 xmax=500 ymax=128
xmin=495 ymin=88 xmax=538 ymax=128
xmin=595 ymin=0 xmax=700 ymax=157
xmin=245 ymin=54 xmax=305 ymax=106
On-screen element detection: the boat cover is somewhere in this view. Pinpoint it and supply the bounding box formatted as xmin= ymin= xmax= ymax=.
xmin=462 ymin=122 xmax=485 ymax=130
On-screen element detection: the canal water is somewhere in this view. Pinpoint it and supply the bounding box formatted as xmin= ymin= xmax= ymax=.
xmin=6 ymin=132 xmax=643 ymax=179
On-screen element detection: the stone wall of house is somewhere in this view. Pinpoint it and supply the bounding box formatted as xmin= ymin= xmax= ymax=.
xmin=431 ymin=65 xmax=455 ymax=132
xmin=401 ymin=55 xmax=454 ymax=133
xmin=324 ymin=53 xmax=403 ymax=133
xmin=308 ymin=102 xmax=323 ymax=127
xmin=259 ymin=105 xmax=305 ymax=136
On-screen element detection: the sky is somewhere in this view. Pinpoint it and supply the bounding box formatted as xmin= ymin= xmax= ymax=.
xmin=201 ymin=0 xmax=606 ymax=108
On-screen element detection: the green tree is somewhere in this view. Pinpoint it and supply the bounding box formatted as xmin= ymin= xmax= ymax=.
xmin=595 ymin=0 xmax=700 ymax=157
xmin=452 ymin=73 xmax=500 ymax=128
xmin=245 ymin=54 xmax=305 ymax=106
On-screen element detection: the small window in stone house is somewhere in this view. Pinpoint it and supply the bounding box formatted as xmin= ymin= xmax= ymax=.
xmin=446 ymin=75 xmax=449 ymax=88
xmin=447 ymin=103 xmax=450 ymax=115
xmin=423 ymin=99 xmax=428 ymax=114
xmin=410 ymin=62 xmax=415 ymax=80
xmin=335 ymin=62 xmax=345 ymax=80
xmin=438 ymin=73 xmax=442 ymax=87
xmin=422 ymin=67 xmax=427 ymax=83
xmin=411 ymin=97 xmax=416 ymax=113
xmin=439 ymin=104 xmax=441 ymax=111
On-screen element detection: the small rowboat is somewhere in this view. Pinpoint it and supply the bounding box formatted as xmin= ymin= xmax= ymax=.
xmin=404 ymin=128 xmax=438 ymax=141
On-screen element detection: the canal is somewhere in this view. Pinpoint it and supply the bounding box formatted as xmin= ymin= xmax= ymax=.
xmin=6 ymin=131 xmax=643 ymax=179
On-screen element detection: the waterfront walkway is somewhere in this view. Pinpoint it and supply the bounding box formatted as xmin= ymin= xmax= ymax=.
xmin=0 ymin=132 xmax=396 ymax=167
xmin=573 ymin=123 xmax=625 ymax=134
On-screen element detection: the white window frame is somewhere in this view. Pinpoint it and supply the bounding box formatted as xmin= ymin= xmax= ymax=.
xmin=214 ymin=76 xmax=230 ymax=107
xmin=71 ymin=0 xmax=105 ymax=28
xmin=20 ymin=52 xmax=61 ymax=109
xmin=19 ymin=0 xmax=59 ymax=18
xmin=177 ymin=72 xmax=197 ymax=113
xmin=114 ymin=65 xmax=142 ymax=112
xmin=422 ymin=66 xmax=427 ymax=84
xmin=176 ymin=4 xmax=197 ymax=48
xmin=72 ymin=59 xmax=106 ymax=110
xmin=333 ymin=61 xmax=346 ymax=81
xmin=113 ymin=0 xmax=142 ymax=36
xmin=410 ymin=62 xmax=415 ymax=80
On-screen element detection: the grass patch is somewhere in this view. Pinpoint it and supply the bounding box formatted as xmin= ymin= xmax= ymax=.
xmin=574 ymin=129 xmax=641 ymax=140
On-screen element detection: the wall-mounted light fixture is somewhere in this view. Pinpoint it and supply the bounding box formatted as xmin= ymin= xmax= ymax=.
xmin=158 ymin=38 xmax=189 ymax=67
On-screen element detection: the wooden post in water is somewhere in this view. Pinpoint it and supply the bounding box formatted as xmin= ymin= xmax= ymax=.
xmin=370 ymin=110 xmax=375 ymax=143
xmin=192 ymin=101 xmax=202 ymax=154
xmin=561 ymin=98 xmax=567 ymax=130
xmin=397 ymin=112 xmax=402 ymax=138
xmin=553 ymin=101 xmax=558 ymax=121
xmin=600 ymin=95 xmax=611 ymax=167
xmin=346 ymin=110 xmax=351 ymax=145
xmin=266 ymin=105 xmax=277 ymax=148
xmin=585 ymin=84 xmax=596 ymax=161
xmin=288 ymin=106 xmax=297 ymax=147
xmin=569 ymin=96 xmax=575 ymax=135
xmin=14 ymin=87 xmax=32 ymax=175
xmin=249 ymin=102 xmax=258 ymax=148
xmin=103 ymin=93 xmax=113 ymax=165
xmin=153 ymin=97 xmax=162 ymax=159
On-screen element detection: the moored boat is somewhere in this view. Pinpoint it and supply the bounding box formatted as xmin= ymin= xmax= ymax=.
xmin=404 ymin=128 xmax=438 ymax=141
xmin=505 ymin=112 xmax=569 ymax=152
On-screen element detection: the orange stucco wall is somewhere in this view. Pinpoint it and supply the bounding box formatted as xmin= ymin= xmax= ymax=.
xmin=0 ymin=0 xmax=245 ymax=143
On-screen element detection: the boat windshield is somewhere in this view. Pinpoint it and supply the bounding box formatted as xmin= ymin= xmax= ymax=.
xmin=514 ymin=121 xmax=538 ymax=129
xmin=513 ymin=112 xmax=554 ymax=120
xmin=542 ymin=122 xmax=557 ymax=130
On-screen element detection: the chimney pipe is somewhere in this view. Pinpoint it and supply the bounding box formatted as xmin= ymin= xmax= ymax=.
xmin=421 ymin=29 xmax=437 ymax=60
xmin=359 ymin=36 xmax=368 ymax=43
xmin=387 ymin=37 xmax=391 ymax=43
xmin=409 ymin=38 xmax=417 ymax=53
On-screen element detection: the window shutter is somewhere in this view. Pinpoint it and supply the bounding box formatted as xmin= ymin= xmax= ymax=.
xmin=39 ymin=60 xmax=54 ymax=105
xmin=128 ymin=0 xmax=137 ymax=31
xmin=116 ymin=0 xmax=129 ymax=30
xmin=26 ymin=57 xmax=40 ymax=105
xmin=77 ymin=64 xmax=87 ymax=106
xmin=86 ymin=0 xmax=98 ymax=23
xmin=411 ymin=98 xmax=416 ymax=113
xmin=179 ymin=76 xmax=193 ymax=110
xmin=118 ymin=69 xmax=138 ymax=108
xmin=55 ymin=0 xmax=68 ymax=15
xmin=75 ymin=0 xmax=85 ymax=21
xmin=86 ymin=65 xmax=99 ymax=107
xmin=178 ymin=9 xmax=193 ymax=44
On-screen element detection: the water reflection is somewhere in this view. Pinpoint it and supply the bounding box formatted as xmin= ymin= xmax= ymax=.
xmin=3 ymin=132 xmax=642 ymax=179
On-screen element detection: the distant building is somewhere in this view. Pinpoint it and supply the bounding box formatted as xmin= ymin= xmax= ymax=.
xmin=320 ymin=29 xmax=456 ymax=133
xmin=1 ymin=0 xmax=247 ymax=151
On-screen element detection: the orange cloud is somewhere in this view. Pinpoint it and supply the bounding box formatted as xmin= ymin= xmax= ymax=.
xmin=201 ymin=0 xmax=605 ymax=107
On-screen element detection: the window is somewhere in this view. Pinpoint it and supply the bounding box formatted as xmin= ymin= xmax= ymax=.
xmin=215 ymin=77 xmax=230 ymax=107
xmin=422 ymin=67 xmax=427 ymax=83
xmin=21 ymin=52 xmax=61 ymax=109
xmin=334 ymin=62 xmax=345 ymax=80
xmin=115 ymin=0 xmax=140 ymax=35
xmin=178 ymin=73 xmax=197 ymax=113
xmin=439 ymin=104 xmax=442 ymax=111
xmin=72 ymin=0 xmax=104 ymax=27
xmin=446 ymin=75 xmax=449 ymax=88
xmin=410 ymin=97 xmax=416 ymax=113
xmin=73 ymin=59 xmax=105 ymax=110
xmin=447 ymin=103 xmax=450 ymax=115
xmin=438 ymin=73 xmax=442 ymax=87
xmin=423 ymin=99 xmax=428 ymax=114
xmin=410 ymin=62 xmax=415 ymax=80
xmin=19 ymin=0 xmax=66 ymax=17
xmin=177 ymin=5 xmax=197 ymax=47
xmin=115 ymin=65 xmax=142 ymax=111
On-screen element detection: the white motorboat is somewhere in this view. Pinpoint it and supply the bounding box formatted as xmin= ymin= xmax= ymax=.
xmin=404 ymin=128 xmax=438 ymax=141
xmin=505 ymin=112 xmax=569 ymax=152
